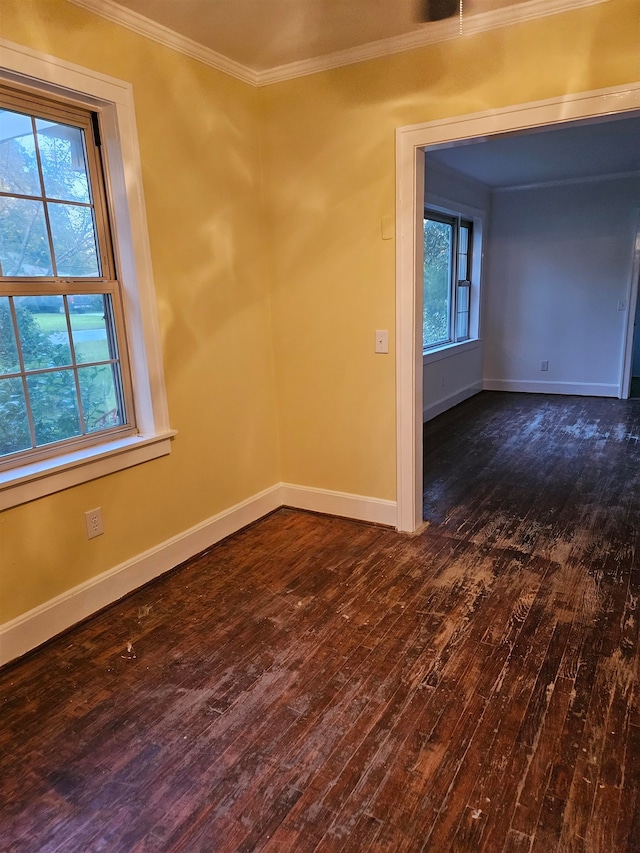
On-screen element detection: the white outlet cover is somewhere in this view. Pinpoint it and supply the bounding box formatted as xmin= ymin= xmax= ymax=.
xmin=375 ymin=330 xmax=389 ymax=354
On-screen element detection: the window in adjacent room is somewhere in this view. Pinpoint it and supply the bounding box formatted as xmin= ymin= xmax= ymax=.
xmin=423 ymin=210 xmax=473 ymax=351
xmin=0 ymin=84 xmax=135 ymax=468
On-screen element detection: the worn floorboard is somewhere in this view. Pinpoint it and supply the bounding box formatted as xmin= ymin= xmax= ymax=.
xmin=2 ymin=391 xmax=640 ymax=851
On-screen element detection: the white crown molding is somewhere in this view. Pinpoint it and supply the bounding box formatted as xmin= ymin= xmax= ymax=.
xmin=67 ymin=0 xmax=260 ymax=86
xmin=68 ymin=0 xmax=609 ymax=88
xmin=258 ymin=0 xmax=609 ymax=85
xmin=493 ymin=168 xmax=640 ymax=192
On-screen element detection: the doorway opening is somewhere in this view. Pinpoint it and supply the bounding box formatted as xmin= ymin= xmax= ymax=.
xmin=395 ymin=82 xmax=640 ymax=533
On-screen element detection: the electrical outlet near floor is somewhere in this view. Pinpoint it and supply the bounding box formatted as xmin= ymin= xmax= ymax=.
xmin=85 ymin=507 xmax=104 ymax=539
xmin=541 ymin=360 xmax=549 ymax=372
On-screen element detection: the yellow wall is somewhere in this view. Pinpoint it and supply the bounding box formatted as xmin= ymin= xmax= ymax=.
xmin=0 ymin=0 xmax=281 ymax=622
xmin=263 ymin=0 xmax=640 ymax=500
xmin=1 ymin=0 xmax=639 ymax=625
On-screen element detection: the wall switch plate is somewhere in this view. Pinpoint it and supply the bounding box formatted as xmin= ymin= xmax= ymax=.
xmin=85 ymin=507 xmax=104 ymax=539
xmin=381 ymin=215 xmax=394 ymax=240
xmin=375 ymin=330 xmax=389 ymax=353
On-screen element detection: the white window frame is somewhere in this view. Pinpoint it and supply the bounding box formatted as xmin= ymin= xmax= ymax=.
xmin=0 ymin=39 xmax=174 ymax=510
xmin=422 ymin=209 xmax=473 ymax=352
xmin=421 ymin=196 xmax=484 ymax=363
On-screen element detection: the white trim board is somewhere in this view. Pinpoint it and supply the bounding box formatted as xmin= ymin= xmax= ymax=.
xmin=68 ymin=0 xmax=257 ymax=85
xmin=0 ymin=484 xmax=397 ymax=667
xmin=494 ymin=169 xmax=640 ymax=194
xmin=257 ymin=0 xmax=607 ymax=85
xmin=0 ymin=39 xmax=174 ymax=510
xmin=620 ymin=210 xmax=640 ymax=399
xmin=396 ymin=81 xmax=640 ymax=534
xmin=483 ymin=380 xmax=619 ymax=397
xmin=423 ymin=382 xmax=483 ymax=422
xmin=280 ymin=483 xmax=397 ymax=527
xmin=68 ymin=0 xmax=608 ymax=87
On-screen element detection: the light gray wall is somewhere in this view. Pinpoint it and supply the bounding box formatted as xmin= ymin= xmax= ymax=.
xmin=483 ymin=176 xmax=640 ymax=397
xmin=422 ymin=159 xmax=491 ymax=421
xmin=633 ymin=291 xmax=640 ymax=377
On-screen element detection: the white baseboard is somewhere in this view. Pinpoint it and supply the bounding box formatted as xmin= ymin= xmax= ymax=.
xmin=0 ymin=484 xmax=281 ymax=667
xmin=423 ymin=382 xmax=483 ymax=422
xmin=0 ymin=483 xmax=398 ymax=666
xmin=280 ymin=483 xmax=397 ymax=527
xmin=483 ymin=379 xmax=619 ymax=397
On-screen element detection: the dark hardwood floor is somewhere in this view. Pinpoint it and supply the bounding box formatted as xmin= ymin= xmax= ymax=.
xmin=2 ymin=391 xmax=640 ymax=851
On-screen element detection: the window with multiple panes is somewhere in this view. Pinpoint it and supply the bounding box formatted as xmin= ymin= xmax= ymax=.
xmin=0 ymin=84 xmax=135 ymax=467
xmin=423 ymin=210 xmax=473 ymax=351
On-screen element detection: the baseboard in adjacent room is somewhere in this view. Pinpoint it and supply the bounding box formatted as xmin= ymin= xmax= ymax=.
xmin=423 ymin=382 xmax=483 ymax=422
xmin=482 ymin=379 xmax=619 ymax=397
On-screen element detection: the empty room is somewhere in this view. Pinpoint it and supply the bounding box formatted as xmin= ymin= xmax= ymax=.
xmin=1 ymin=0 xmax=639 ymax=850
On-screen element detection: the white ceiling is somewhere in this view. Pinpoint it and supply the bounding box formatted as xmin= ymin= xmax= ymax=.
xmin=426 ymin=114 xmax=640 ymax=189
xmin=75 ymin=0 xmax=638 ymax=187
xmin=105 ymin=0 xmax=559 ymax=73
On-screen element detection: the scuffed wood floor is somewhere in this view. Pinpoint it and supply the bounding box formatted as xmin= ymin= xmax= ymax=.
xmin=2 ymin=392 xmax=640 ymax=851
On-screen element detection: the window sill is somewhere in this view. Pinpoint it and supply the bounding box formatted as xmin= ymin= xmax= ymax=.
xmin=423 ymin=339 xmax=481 ymax=366
xmin=0 ymin=430 xmax=177 ymax=511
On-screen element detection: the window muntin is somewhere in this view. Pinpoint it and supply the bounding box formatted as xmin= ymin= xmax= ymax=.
xmin=423 ymin=211 xmax=473 ymax=351
xmin=0 ymin=85 xmax=135 ymax=468
xmin=455 ymin=221 xmax=471 ymax=343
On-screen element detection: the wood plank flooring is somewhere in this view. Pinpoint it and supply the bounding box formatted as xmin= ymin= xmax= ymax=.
xmin=2 ymin=391 xmax=640 ymax=851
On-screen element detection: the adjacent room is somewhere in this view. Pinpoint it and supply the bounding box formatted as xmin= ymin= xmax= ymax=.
xmin=422 ymin=115 xmax=640 ymax=423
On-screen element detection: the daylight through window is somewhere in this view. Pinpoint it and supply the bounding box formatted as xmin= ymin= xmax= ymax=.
xmin=0 ymin=84 xmax=135 ymax=467
xmin=423 ymin=210 xmax=473 ymax=351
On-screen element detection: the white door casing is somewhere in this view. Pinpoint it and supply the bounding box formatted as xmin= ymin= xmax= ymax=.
xmin=395 ymin=82 xmax=640 ymax=532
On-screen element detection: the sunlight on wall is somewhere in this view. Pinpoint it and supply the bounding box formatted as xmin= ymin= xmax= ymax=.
xmin=0 ymin=0 xmax=280 ymax=622
xmin=1 ymin=0 xmax=638 ymax=626
xmin=262 ymin=0 xmax=639 ymax=498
